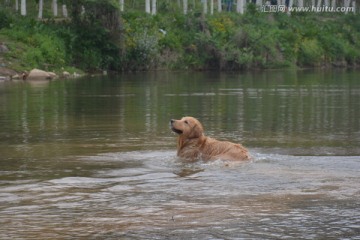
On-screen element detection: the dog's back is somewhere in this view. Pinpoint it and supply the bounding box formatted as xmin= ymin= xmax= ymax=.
xmin=178 ymin=135 xmax=250 ymax=161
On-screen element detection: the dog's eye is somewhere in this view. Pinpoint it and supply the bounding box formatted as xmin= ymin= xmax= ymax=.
xmin=184 ymin=120 xmax=189 ymax=124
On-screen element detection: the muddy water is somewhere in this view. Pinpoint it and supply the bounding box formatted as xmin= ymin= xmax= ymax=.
xmin=0 ymin=70 xmax=359 ymax=239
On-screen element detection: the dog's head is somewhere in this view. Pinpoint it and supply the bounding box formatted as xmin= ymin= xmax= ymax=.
xmin=170 ymin=117 xmax=204 ymax=139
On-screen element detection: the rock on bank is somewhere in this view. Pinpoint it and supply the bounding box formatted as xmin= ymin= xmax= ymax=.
xmin=26 ymin=68 xmax=58 ymax=80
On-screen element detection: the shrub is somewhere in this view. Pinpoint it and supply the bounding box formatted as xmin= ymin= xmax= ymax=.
xmin=0 ymin=9 xmax=13 ymax=29
xmin=222 ymin=44 xmax=254 ymax=70
xmin=319 ymin=33 xmax=346 ymax=63
xmin=343 ymin=43 xmax=360 ymax=65
xmin=298 ymin=38 xmax=324 ymax=66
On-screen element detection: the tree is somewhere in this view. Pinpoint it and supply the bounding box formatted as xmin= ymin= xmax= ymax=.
xmin=145 ymin=0 xmax=150 ymax=13
xmin=344 ymin=0 xmax=351 ymax=8
xmin=52 ymin=0 xmax=58 ymax=17
xmin=151 ymin=0 xmax=156 ymax=15
xmin=62 ymin=4 xmax=68 ymax=17
xmin=317 ymin=0 xmax=322 ymax=7
xmin=183 ymin=0 xmax=188 ymax=14
xmin=15 ymin=0 xmax=19 ymax=12
xmin=218 ymin=0 xmax=222 ymax=12
xmin=38 ymin=0 xmax=43 ymax=19
xmin=352 ymin=0 xmax=356 ymax=13
xmin=236 ymin=0 xmax=244 ymax=13
xmin=61 ymin=0 xmax=121 ymax=70
xmin=119 ymin=0 xmax=124 ymax=11
xmin=298 ymin=0 xmax=303 ymax=7
xmin=331 ymin=0 xmax=336 ymax=7
xmin=288 ymin=0 xmax=293 ymax=9
xmin=21 ymin=0 xmax=26 ymax=16
xmin=203 ymin=0 xmax=208 ymax=14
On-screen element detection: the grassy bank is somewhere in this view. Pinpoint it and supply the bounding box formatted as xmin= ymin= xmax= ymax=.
xmin=121 ymin=7 xmax=360 ymax=71
xmin=1 ymin=5 xmax=360 ymax=74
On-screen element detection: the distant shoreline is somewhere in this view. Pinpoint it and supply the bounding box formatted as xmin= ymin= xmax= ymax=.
xmin=1 ymin=5 xmax=359 ymax=74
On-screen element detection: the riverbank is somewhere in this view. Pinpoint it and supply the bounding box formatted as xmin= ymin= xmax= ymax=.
xmin=1 ymin=6 xmax=360 ymax=76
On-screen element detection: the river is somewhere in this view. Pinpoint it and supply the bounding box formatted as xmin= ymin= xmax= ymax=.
xmin=0 ymin=69 xmax=359 ymax=239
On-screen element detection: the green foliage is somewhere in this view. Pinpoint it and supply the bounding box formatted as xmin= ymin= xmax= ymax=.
xmin=0 ymin=9 xmax=13 ymax=29
xmin=61 ymin=0 xmax=121 ymax=71
xmin=298 ymin=38 xmax=324 ymax=66
xmin=0 ymin=17 xmax=67 ymax=70
xmin=117 ymin=10 xmax=360 ymax=71
xmin=121 ymin=29 xmax=160 ymax=71
xmin=66 ymin=23 xmax=119 ymax=71
xmin=119 ymin=13 xmax=159 ymax=70
xmin=1 ymin=3 xmax=360 ymax=72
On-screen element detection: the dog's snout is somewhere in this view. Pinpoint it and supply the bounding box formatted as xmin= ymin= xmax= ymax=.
xmin=170 ymin=119 xmax=175 ymax=124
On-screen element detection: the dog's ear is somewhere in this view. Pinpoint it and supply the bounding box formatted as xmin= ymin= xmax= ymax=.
xmin=189 ymin=119 xmax=204 ymax=138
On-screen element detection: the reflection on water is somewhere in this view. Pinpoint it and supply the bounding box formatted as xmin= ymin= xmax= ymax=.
xmin=0 ymin=69 xmax=359 ymax=239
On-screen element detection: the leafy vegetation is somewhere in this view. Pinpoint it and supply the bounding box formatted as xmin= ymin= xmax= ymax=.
xmin=0 ymin=3 xmax=359 ymax=73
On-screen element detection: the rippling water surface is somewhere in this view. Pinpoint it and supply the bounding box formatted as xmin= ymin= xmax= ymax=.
xmin=0 ymin=70 xmax=359 ymax=239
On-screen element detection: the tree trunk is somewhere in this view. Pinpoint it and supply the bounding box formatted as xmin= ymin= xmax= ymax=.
xmin=38 ymin=0 xmax=43 ymax=19
xmin=145 ymin=0 xmax=150 ymax=13
xmin=203 ymin=0 xmax=208 ymax=14
xmin=344 ymin=0 xmax=351 ymax=8
xmin=331 ymin=0 xmax=336 ymax=7
xmin=352 ymin=0 xmax=356 ymax=13
xmin=317 ymin=0 xmax=322 ymax=7
xmin=236 ymin=0 xmax=244 ymax=13
xmin=15 ymin=0 xmax=19 ymax=11
xmin=21 ymin=0 xmax=26 ymax=16
xmin=298 ymin=0 xmax=303 ymax=7
xmin=183 ymin=0 xmax=188 ymax=14
xmin=119 ymin=0 xmax=124 ymax=11
xmin=218 ymin=0 xmax=222 ymax=12
xmin=151 ymin=0 xmax=156 ymax=15
xmin=286 ymin=0 xmax=294 ymax=7
xmin=52 ymin=0 xmax=58 ymax=17
xmin=62 ymin=4 xmax=68 ymax=18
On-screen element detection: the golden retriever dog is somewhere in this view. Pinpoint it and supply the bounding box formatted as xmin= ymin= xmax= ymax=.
xmin=170 ymin=116 xmax=250 ymax=161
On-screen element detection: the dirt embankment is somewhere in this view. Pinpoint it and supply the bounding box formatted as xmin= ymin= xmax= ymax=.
xmin=0 ymin=67 xmax=17 ymax=76
xmin=0 ymin=42 xmax=18 ymax=80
